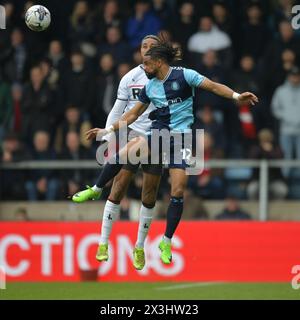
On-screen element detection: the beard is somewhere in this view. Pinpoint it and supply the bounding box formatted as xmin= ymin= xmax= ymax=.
xmin=145 ymin=71 xmax=157 ymax=79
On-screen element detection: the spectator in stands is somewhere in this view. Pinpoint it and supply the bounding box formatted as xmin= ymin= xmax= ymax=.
xmin=38 ymin=58 xmax=59 ymax=92
xmin=262 ymin=20 xmax=300 ymax=97
xmin=11 ymin=83 xmax=22 ymax=133
xmin=21 ymin=66 xmax=53 ymax=145
xmin=187 ymin=16 xmax=232 ymax=67
xmin=188 ymin=132 xmax=224 ymax=199
xmin=230 ymin=55 xmax=259 ymax=150
xmin=151 ymin=0 xmax=173 ymax=27
xmin=92 ymin=53 xmax=118 ymax=128
xmin=126 ymin=0 xmax=162 ymax=49
xmin=193 ymin=105 xmax=226 ymax=151
xmin=61 ymin=50 xmax=95 ymax=118
xmin=38 ymin=58 xmax=61 ymax=127
xmin=271 ymin=0 xmax=296 ymax=33
xmin=14 ymin=207 xmax=30 ymax=221
xmin=167 ymin=1 xmax=197 ymax=56
xmin=247 ymin=129 xmax=288 ymax=199
xmin=55 ymin=105 xmax=91 ymax=153
xmin=196 ymin=50 xmax=226 ymax=83
xmin=281 ymin=49 xmax=297 ymax=76
xmin=266 ymin=48 xmax=298 ymax=96
xmin=231 ymin=55 xmax=259 ymax=94
xmin=195 ymin=50 xmax=226 ymax=109
xmin=98 ymin=26 xmax=132 ymax=64
xmin=117 ymin=63 xmax=132 ymax=80
xmin=37 ymin=57 xmax=64 ymax=136
xmin=215 ymin=196 xmax=252 ymax=220
xmin=94 ymin=0 xmax=123 ymax=44
xmin=271 ymin=66 xmax=300 ymax=174
xmin=47 ymin=40 xmax=69 ymax=75
xmin=0 ymin=28 xmax=28 ymax=83
xmin=0 ymin=132 xmax=30 ymax=200
xmin=48 ymin=45 xmax=66 ymax=119
xmin=240 ymin=3 xmax=270 ymax=61
xmin=212 ymin=1 xmax=233 ymax=37
xmin=59 ymin=131 xmax=93 ymax=198
xmin=25 ymin=131 xmax=59 ymax=201
xmin=0 ymin=75 xmax=13 ymax=141
xmin=68 ymin=0 xmax=95 ymax=48
xmin=188 ymin=16 xmax=231 ymax=53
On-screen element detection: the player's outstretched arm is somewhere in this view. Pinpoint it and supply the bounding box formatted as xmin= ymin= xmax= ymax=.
xmin=105 ymin=99 xmax=128 ymax=130
xmin=102 ymin=99 xmax=128 ymax=142
xmin=85 ymin=101 xmax=148 ymax=140
xmin=199 ymin=78 xmax=259 ymax=105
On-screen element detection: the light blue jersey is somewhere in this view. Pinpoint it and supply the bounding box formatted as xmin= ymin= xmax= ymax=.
xmin=138 ymin=67 xmax=205 ymax=132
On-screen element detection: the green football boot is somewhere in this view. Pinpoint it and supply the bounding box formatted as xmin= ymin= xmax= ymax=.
xmin=72 ymin=185 xmax=101 ymax=203
xmin=133 ymin=247 xmax=146 ymax=270
xmin=159 ymin=239 xmax=172 ymax=264
xmin=96 ymin=243 xmax=109 ymax=262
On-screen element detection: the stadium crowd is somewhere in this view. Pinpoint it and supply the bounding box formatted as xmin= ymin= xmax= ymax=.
xmin=1 ymin=0 xmax=300 ymax=206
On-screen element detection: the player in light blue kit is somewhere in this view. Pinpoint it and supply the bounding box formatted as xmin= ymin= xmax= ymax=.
xmin=86 ymin=41 xmax=258 ymax=264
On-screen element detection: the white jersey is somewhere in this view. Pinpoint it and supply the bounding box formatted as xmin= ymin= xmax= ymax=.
xmin=106 ymin=65 xmax=154 ymax=135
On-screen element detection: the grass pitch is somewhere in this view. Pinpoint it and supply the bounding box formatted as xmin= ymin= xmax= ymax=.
xmin=1 ymin=282 xmax=300 ymax=300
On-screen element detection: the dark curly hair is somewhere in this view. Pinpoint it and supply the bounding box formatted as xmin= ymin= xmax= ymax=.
xmin=144 ymin=35 xmax=182 ymax=64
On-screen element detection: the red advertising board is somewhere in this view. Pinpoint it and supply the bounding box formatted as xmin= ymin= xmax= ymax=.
xmin=0 ymin=222 xmax=299 ymax=282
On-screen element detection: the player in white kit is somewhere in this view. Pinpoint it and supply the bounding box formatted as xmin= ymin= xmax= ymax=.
xmin=72 ymin=35 xmax=162 ymax=271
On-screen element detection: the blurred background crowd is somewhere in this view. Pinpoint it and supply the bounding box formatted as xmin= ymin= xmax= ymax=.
xmin=1 ymin=0 xmax=300 ymax=211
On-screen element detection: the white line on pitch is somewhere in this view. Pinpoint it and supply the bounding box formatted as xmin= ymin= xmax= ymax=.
xmin=156 ymin=282 xmax=226 ymax=291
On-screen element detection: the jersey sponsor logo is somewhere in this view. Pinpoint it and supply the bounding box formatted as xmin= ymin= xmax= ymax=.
xmin=171 ymin=81 xmax=180 ymax=91
xmin=167 ymin=97 xmax=182 ymax=106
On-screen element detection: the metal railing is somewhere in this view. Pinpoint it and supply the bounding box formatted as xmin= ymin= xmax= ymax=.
xmin=2 ymin=159 xmax=300 ymax=221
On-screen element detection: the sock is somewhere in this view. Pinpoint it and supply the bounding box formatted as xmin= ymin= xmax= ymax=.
xmin=95 ymin=161 xmax=123 ymax=188
xmin=92 ymin=185 xmax=102 ymax=192
xmin=164 ymin=196 xmax=184 ymax=239
xmin=100 ymin=200 xmax=120 ymax=244
xmin=136 ymin=203 xmax=154 ymax=248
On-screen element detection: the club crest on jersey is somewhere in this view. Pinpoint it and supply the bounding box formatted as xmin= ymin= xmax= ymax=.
xmin=171 ymin=81 xmax=180 ymax=91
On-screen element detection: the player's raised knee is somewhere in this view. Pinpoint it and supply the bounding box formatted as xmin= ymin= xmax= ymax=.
xmin=171 ymin=186 xmax=185 ymax=198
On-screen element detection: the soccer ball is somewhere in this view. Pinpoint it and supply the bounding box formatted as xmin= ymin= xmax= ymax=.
xmin=25 ymin=5 xmax=51 ymax=32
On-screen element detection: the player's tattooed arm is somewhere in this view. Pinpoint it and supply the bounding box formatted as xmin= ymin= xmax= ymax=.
xmin=85 ymin=102 xmax=148 ymax=140
xmin=199 ymin=78 xmax=259 ymax=105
